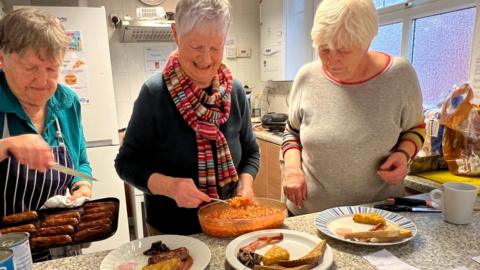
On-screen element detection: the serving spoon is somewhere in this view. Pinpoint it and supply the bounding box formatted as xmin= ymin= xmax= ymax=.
xmin=210 ymin=198 xmax=229 ymax=204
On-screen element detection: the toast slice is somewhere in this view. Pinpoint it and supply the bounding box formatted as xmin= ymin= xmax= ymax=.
xmin=253 ymin=264 xmax=316 ymax=270
xmin=276 ymin=240 xmax=327 ymax=267
xmin=343 ymin=229 xmax=401 ymax=239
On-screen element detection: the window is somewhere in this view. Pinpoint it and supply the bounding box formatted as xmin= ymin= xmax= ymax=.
xmin=411 ymin=8 xmax=476 ymax=107
xmin=372 ymin=0 xmax=478 ymax=108
xmin=370 ymin=22 xmax=403 ymax=56
xmin=374 ymin=0 xmax=405 ymax=9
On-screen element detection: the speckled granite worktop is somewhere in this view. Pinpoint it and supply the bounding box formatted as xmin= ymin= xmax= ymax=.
xmin=34 ymin=193 xmax=480 ymax=270
xmin=254 ymin=130 xmax=282 ymax=145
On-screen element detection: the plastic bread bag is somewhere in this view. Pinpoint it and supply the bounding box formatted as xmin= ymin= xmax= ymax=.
xmin=409 ymin=108 xmax=447 ymax=174
xmin=440 ymin=83 xmax=480 ymax=176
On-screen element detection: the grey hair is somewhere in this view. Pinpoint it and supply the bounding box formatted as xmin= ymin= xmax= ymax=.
xmin=311 ymin=0 xmax=378 ymax=50
xmin=0 ymin=8 xmax=70 ymax=62
xmin=175 ymin=0 xmax=232 ymax=37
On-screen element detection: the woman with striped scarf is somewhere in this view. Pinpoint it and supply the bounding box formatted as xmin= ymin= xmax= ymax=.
xmin=115 ymin=0 xmax=260 ymax=235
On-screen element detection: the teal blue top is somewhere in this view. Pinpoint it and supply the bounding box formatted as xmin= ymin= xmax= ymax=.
xmin=0 ymin=70 xmax=92 ymax=185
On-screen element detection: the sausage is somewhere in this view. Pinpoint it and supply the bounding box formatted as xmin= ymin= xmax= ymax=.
xmin=34 ymin=225 xmax=75 ymax=237
xmin=30 ymin=235 xmax=72 ymax=249
xmin=43 ymin=211 xmax=81 ymax=222
xmin=83 ymin=202 xmax=116 ymax=209
xmin=179 ymin=255 xmax=193 ymax=270
xmin=84 ymin=205 xmax=116 ymax=214
xmin=148 ymin=247 xmax=189 ymax=265
xmin=0 ymin=224 xmax=36 ymax=234
xmin=81 ymin=211 xmax=113 ymax=222
xmin=77 ymin=218 xmax=111 ymax=230
xmin=39 ymin=217 xmax=79 ymax=227
xmin=1 ymin=211 xmax=38 ymax=225
xmin=74 ymin=224 xmax=111 ymax=242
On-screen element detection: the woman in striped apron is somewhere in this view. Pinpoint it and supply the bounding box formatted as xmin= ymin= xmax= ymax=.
xmin=1 ymin=115 xmax=74 ymax=216
xmin=0 ymin=8 xmax=93 ymax=261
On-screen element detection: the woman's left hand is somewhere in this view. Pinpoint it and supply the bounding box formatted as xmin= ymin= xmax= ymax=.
xmin=236 ymin=173 xmax=254 ymax=200
xmin=378 ymin=152 xmax=409 ymax=185
xmin=68 ymin=181 xmax=92 ymax=203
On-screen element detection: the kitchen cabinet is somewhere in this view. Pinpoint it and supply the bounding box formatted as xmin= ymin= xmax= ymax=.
xmin=260 ymin=0 xmax=314 ymax=81
xmin=254 ymin=138 xmax=282 ymax=200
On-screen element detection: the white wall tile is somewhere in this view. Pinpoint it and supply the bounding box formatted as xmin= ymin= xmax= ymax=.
xmin=128 ymin=72 xmax=149 ymax=101
xmin=109 ymin=40 xmax=130 ymax=73
xmin=120 ymin=0 xmax=140 ymax=14
xmin=231 ymin=0 xmax=258 ymax=15
xmin=115 ymin=101 xmax=134 ymax=129
xmin=113 ymin=72 xmax=131 ymax=102
xmin=107 ymin=0 xmax=123 ymax=11
xmin=87 ymin=0 xmax=106 ymax=7
xmin=126 ymin=45 xmax=145 ymax=73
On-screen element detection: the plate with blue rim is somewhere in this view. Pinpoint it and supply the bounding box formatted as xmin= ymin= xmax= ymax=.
xmin=314 ymin=206 xmax=417 ymax=246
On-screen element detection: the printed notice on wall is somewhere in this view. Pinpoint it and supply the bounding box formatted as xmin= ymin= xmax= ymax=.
xmin=145 ymin=47 xmax=175 ymax=74
xmin=60 ymin=30 xmax=91 ymax=104
xmin=470 ymin=0 xmax=480 ymax=104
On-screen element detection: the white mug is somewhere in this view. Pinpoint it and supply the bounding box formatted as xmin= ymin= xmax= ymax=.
xmin=430 ymin=182 xmax=478 ymax=224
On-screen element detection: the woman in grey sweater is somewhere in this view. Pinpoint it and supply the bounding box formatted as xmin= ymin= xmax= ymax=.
xmin=282 ymin=0 xmax=426 ymax=215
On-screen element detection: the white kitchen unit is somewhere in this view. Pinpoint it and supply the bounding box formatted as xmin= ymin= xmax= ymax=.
xmin=14 ymin=5 xmax=130 ymax=252
xmin=83 ymin=146 xmax=129 ymax=253
xmin=260 ymin=0 xmax=314 ymax=81
xmin=131 ymin=187 xmax=145 ymax=240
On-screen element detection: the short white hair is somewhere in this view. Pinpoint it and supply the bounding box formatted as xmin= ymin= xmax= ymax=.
xmin=311 ymin=0 xmax=378 ymax=50
xmin=175 ymin=0 xmax=231 ymax=37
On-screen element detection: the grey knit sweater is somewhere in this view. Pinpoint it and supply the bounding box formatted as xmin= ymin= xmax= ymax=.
xmin=283 ymin=57 xmax=424 ymax=215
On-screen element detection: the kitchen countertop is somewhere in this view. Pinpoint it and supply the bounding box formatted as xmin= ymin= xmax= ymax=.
xmin=405 ymin=175 xmax=442 ymax=193
xmin=34 ymin=194 xmax=480 ymax=270
xmin=254 ymin=129 xmax=283 ymax=145
xmin=32 ymin=129 xmax=472 ymax=269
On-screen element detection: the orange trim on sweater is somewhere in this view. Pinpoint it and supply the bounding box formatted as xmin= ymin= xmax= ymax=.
xmin=323 ymin=52 xmax=392 ymax=85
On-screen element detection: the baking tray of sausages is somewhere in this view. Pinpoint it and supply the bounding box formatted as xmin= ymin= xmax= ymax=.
xmin=0 ymin=197 xmax=119 ymax=250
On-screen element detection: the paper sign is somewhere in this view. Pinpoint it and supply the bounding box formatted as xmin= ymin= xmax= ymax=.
xmin=363 ymin=249 xmax=419 ymax=270
xmin=60 ymin=30 xmax=91 ymax=104
xmin=472 ymin=255 xmax=480 ymax=264
xmin=144 ymin=47 xmax=174 ymax=74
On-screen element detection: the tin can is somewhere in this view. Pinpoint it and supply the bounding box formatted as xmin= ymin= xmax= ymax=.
xmin=0 ymin=248 xmax=14 ymax=270
xmin=0 ymin=233 xmax=32 ymax=270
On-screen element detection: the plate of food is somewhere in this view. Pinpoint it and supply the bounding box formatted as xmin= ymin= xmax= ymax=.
xmin=225 ymin=229 xmax=333 ymax=270
xmin=314 ymin=206 xmax=417 ymax=246
xmin=100 ymin=234 xmax=210 ymax=270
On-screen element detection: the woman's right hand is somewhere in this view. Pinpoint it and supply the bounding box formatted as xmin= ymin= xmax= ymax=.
xmin=147 ymin=173 xmax=210 ymax=208
xmin=283 ymin=165 xmax=307 ymax=208
xmin=0 ymin=134 xmax=54 ymax=171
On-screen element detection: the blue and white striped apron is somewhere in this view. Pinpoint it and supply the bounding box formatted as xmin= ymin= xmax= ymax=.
xmin=1 ymin=113 xmax=75 ymax=217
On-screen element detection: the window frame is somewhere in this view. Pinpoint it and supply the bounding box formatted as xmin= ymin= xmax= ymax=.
xmin=377 ymin=0 xmax=477 ymax=60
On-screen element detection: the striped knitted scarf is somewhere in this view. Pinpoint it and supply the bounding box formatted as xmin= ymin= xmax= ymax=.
xmin=163 ymin=53 xmax=238 ymax=198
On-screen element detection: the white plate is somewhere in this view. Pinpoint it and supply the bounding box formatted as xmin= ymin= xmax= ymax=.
xmin=100 ymin=235 xmax=211 ymax=270
xmin=314 ymin=206 xmax=417 ymax=246
xmin=225 ymin=229 xmax=334 ymax=270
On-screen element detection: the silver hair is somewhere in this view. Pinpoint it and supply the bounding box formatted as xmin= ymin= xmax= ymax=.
xmin=311 ymin=0 xmax=378 ymax=50
xmin=0 ymin=8 xmax=70 ymax=62
xmin=175 ymin=0 xmax=232 ymax=37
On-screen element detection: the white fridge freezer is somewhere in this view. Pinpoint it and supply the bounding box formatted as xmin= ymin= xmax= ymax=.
xmin=15 ymin=5 xmax=130 ymax=253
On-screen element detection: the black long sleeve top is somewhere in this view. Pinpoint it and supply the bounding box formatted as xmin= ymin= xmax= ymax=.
xmin=115 ymin=74 xmax=260 ymax=235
